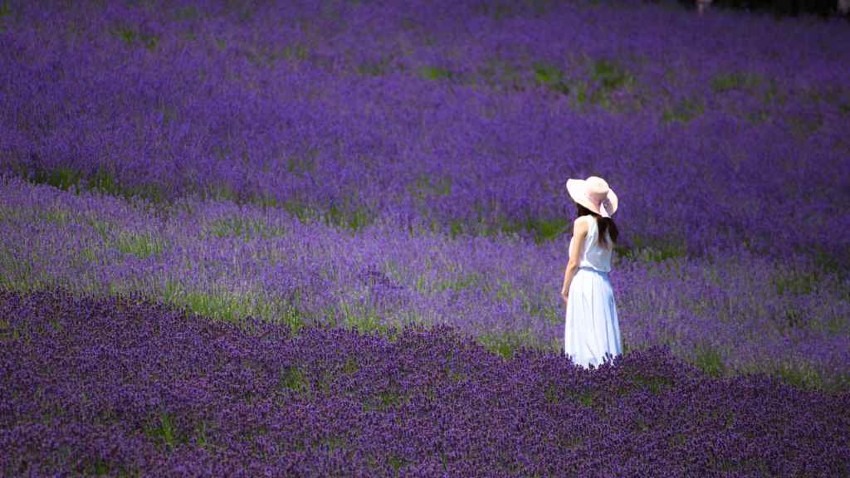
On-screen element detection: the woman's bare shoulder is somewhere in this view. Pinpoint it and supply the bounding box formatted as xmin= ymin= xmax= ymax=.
xmin=573 ymin=215 xmax=592 ymax=226
xmin=572 ymin=216 xmax=590 ymax=234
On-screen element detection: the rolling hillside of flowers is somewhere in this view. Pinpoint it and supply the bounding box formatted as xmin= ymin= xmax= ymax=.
xmin=1 ymin=0 xmax=849 ymax=475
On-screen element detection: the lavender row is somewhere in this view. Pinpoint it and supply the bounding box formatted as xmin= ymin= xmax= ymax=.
xmin=1 ymin=1 xmax=849 ymax=263
xmin=1 ymin=289 xmax=848 ymax=477
xmin=2 ymin=177 xmax=847 ymax=389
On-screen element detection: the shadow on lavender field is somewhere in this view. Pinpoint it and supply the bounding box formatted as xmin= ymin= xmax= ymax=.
xmin=1 ymin=289 xmax=848 ymax=476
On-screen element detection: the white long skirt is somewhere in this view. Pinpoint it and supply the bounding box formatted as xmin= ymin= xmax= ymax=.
xmin=564 ymin=268 xmax=622 ymax=368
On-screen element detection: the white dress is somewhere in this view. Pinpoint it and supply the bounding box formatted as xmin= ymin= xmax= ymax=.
xmin=564 ymin=216 xmax=623 ymax=368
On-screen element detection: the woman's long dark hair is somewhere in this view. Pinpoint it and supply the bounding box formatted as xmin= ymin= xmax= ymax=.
xmin=576 ymin=204 xmax=618 ymax=247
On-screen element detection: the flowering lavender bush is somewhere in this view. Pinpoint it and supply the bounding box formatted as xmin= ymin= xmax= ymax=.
xmin=2 ymin=177 xmax=847 ymax=390
xmin=1 ymin=290 xmax=848 ymax=476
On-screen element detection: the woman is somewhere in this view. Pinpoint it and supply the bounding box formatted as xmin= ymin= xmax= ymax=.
xmin=561 ymin=176 xmax=623 ymax=368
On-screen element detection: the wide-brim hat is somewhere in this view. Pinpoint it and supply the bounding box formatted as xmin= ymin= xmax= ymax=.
xmin=566 ymin=176 xmax=618 ymax=218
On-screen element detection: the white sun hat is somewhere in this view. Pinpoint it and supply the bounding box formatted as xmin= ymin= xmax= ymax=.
xmin=565 ymin=176 xmax=618 ymax=218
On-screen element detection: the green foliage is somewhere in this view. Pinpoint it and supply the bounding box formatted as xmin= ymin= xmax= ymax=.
xmin=775 ymin=361 xmax=824 ymax=390
xmin=0 ymin=244 xmax=41 ymax=292
xmin=668 ymin=432 xmax=687 ymax=448
xmin=206 ymin=183 xmax=239 ymax=202
xmin=420 ymin=66 xmax=453 ymax=81
xmin=630 ymin=373 xmax=673 ymax=395
xmin=114 ymin=181 xmax=168 ymax=204
xmin=40 ymin=208 xmax=69 ymax=225
xmin=479 ymin=329 xmax=533 ymax=359
xmin=478 ymin=58 xmax=521 ymax=87
xmin=255 ymin=193 xmax=280 ymax=209
xmin=377 ymin=391 xmax=404 ymax=409
xmin=279 ymin=365 xmax=311 ymax=395
xmin=533 ymin=64 xmax=559 ymax=84
xmin=283 ymin=196 xmax=374 ymax=233
xmin=163 ymin=280 xmax=272 ymax=324
xmin=146 ymin=412 xmax=180 ymax=449
xmin=115 ymin=232 xmax=165 ymax=258
xmin=761 ymin=79 xmax=785 ymax=105
xmin=91 ymin=459 xmax=110 ymax=475
xmin=277 ymin=303 xmax=305 ymax=334
xmin=585 ymin=58 xmax=635 ymax=108
xmin=503 ymin=216 xmax=568 ymax=243
xmin=320 ymin=434 xmax=348 ymax=451
xmin=325 ymin=203 xmax=373 ymax=232
xmin=193 ymin=421 xmax=209 ymax=448
xmin=341 ymin=306 xmax=390 ymax=336
xmin=533 ymin=63 xmax=570 ymax=95
xmin=342 ymin=357 xmax=359 ymax=374
xmin=567 ymin=389 xmax=595 ymax=408
xmin=448 ymin=220 xmax=465 ymax=238
xmin=772 ymin=269 xmax=819 ymax=296
xmin=31 ymin=166 xmax=81 ymax=191
xmin=410 ymin=175 xmax=452 ymax=198
xmin=283 ymin=43 xmax=309 ymax=62
xmin=118 ymin=28 xmax=136 ymax=43
xmin=436 ymin=273 xmax=481 ymax=292
xmin=711 ymin=72 xmax=762 ymax=93
xmin=357 ymin=59 xmax=390 ymax=77
xmin=810 ymin=246 xmax=850 ymax=280
xmin=182 ymin=291 xmax=238 ymax=322
xmin=87 ymin=219 xmax=111 ymax=240
xmin=163 ymin=282 xmax=283 ymax=326
xmin=662 ymin=97 xmax=704 ymax=124
xmin=115 ymin=27 xmax=159 ymax=50
xmin=156 ymin=103 xmax=179 ymax=126
xmin=207 ymin=216 xmax=286 ymax=240
xmin=591 ymin=59 xmax=633 ymax=91
xmin=618 ymin=235 xmax=688 ymax=263
xmin=283 ymin=200 xmax=312 ymax=222
xmin=0 ymin=317 xmax=15 ymax=342
xmin=88 ymin=167 xmax=121 ymax=196
xmin=25 ymin=164 xmax=170 ymax=203
xmin=543 ymin=383 xmax=559 ymax=404
xmin=110 ymin=178 xmax=167 ymax=203
xmin=693 ymin=344 xmax=726 ymax=377
xmin=572 ymin=81 xmax=589 ymax=106
xmin=388 ymin=454 xmax=408 ymax=473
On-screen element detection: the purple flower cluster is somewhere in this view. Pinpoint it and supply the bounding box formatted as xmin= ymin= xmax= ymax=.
xmin=2 ymin=289 xmax=848 ymax=476
xmin=1 ymin=0 xmax=849 ymax=264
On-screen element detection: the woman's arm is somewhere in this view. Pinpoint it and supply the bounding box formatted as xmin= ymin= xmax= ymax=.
xmin=561 ymin=217 xmax=589 ymax=304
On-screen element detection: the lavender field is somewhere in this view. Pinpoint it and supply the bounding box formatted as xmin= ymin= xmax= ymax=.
xmin=1 ymin=0 xmax=849 ymax=475
xmin=3 ymin=290 xmax=848 ymax=476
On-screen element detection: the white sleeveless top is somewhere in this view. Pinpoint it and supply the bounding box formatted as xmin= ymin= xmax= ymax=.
xmin=575 ymin=216 xmax=613 ymax=272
